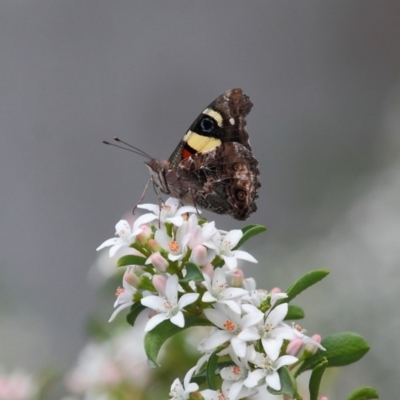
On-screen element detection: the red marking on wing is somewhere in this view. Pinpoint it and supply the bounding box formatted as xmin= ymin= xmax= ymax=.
xmin=182 ymin=148 xmax=194 ymax=159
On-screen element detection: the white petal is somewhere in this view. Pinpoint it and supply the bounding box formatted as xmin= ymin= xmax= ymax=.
xmin=96 ymin=237 xmax=118 ymax=251
xmin=141 ymin=295 xmax=167 ymax=311
xmin=168 ymin=253 xmax=183 ymax=261
xmin=231 ymin=337 xmax=246 ymax=358
xmin=137 ymin=203 xmax=160 ymax=214
xmin=221 ymin=299 xmax=242 ymax=315
xmin=244 ymin=369 xmax=265 ymax=388
xmin=266 ymin=303 xmax=288 ymax=326
xmin=144 ymin=313 xmax=169 ymax=332
xmin=166 ymin=215 xmax=184 ymax=226
xmin=223 ymin=287 xmax=248 ymax=299
xmin=275 ymin=355 xmax=298 ymax=369
xmin=237 ymin=327 xmax=259 ymax=341
xmin=202 ymin=292 xmax=217 ymax=303
xmin=165 ymin=275 xmax=179 ymax=304
xmin=109 ymin=242 xmax=126 ymax=257
xmin=224 ymin=230 xmax=243 ymax=248
xmin=203 ymin=308 xmax=227 ymax=329
xmin=265 ymin=370 xmax=281 ymax=391
xmin=108 ymin=302 xmax=133 ymax=322
xmin=262 ymin=337 xmax=283 ymax=361
xmin=177 ymin=205 xmax=198 ymax=215
xmin=178 ymin=293 xmax=199 ymax=308
xmin=133 ymin=213 xmax=158 ymax=230
xmin=170 ymin=311 xmax=185 ymax=327
xmin=115 ymin=220 xmax=132 ymax=235
xmin=221 ymin=255 xmax=237 ymax=270
xmin=154 ymin=229 xmax=171 ymax=251
xmin=232 ymin=250 xmax=257 ymax=263
xmin=183 ymin=366 xmax=197 ymax=389
xmin=202 ymin=330 xmax=233 ymax=351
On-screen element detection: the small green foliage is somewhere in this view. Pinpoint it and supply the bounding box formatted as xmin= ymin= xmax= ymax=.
xmin=267 ymin=366 xmax=298 ymax=397
xmin=285 ymin=304 xmax=305 ymax=320
xmin=206 ymin=351 xmax=219 ymax=390
xmin=126 ymin=303 xmax=146 ymax=326
xmin=347 ymin=387 xmax=380 ymax=400
xmin=234 ymin=224 xmax=266 ymax=249
xmin=138 ymin=274 xmax=155 ymax=291
xmin=117 ymin=254 xmax=147 ymax=267
xmin=144 ymin=316 xmax=213 ymax=366
xmin=297 ymin=332 xmax=370 ymax=375
xmin=278 ymin=269 xmax=330 ymax=304
xmin=180 ymin=262 xmax=204 ymax=283
xmin=309 ymin=358 xmax=328 ymax=400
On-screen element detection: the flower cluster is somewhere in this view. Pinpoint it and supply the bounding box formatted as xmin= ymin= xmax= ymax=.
xmin=0 ymin=366 xmax=38 ymax=400
xmin=97 ymin=198 xmax=326 ymax=400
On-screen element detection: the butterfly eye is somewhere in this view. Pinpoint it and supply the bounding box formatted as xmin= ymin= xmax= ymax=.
xmin=199 ymin=116 xmax=216 ymax=133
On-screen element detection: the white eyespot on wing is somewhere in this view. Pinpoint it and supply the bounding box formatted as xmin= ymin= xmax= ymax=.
xmin=229 ymin=117 xmax=235 ymax=125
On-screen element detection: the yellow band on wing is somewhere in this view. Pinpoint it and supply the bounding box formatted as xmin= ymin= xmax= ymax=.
xmin=185 ymin=131 xmax=222 ymax=152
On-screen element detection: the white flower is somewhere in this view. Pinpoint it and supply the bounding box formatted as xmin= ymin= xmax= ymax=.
xmin=97 ymin=214 xmax=157 ymax=257
xmin=141 ymin=275 xmax=199 ymax=332
xmin=138 ymin=197 xmax=197 ymax=226
xmin=154 ymin=220 xmax=192 ymax=262
xmin=202 ymin=268 xmax=248 ymax=314
xmin=108 ymin=268 xmax=138 ymax=322
xmin=200 ymin=381 xmax=257 ymax=400
xmin=169 ymin=367 xmax=199 ymax=400
xmin=214 ymin=229 xmax=258 ymax=270
xmin=244 ymin=352 xmax=297 ymax=391
xmin=202 ymin=304 xmax=263 ymax=358
xmin=239 ymin=303 xmax=294 ymax=361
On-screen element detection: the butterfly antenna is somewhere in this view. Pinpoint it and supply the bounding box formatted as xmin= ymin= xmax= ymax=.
xmin=113 ymin=137 xmax=153 ymax=159
xmin=102 ymin=137 xmax=152 ymax=160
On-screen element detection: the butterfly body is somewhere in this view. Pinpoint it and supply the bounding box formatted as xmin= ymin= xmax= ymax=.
xmin=147 ymin=88 xmax=260 ymax=220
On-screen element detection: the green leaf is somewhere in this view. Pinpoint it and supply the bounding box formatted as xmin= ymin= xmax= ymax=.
xmin=267 ymin=366 xmax=297 ymax=397
xmin=234 ymin=224 xmax=266 ymax=249
xmin=144 ymin=316 xmax=213 ymax=366
xmin=297 ymin=332 xmax=370 ymax=375
xmin=126 ymin=302 xmax=146 ymax=326
xmin=117 ymin=254 xmax=147 ymax=267
xmin=347 ymin=387 xmax=379 ymax=400
xmin=180 ymin=262 xmax=204 ymax=283
xmin=206 ymin=350 xmax=219 ymax=390
xmin=278 ymin=269 xmax=330 ymax=304
xmin=285 ymin=304 xmax=305 ymax=320
xmin=309 ymin=358 xmax=328 ymax=400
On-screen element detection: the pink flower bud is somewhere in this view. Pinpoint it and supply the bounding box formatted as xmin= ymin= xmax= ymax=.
xmin=152 ymin=274 xmax=167 ymax=296
xmin=136 ymin=224 xmax=152 ymax=245
xmin=148 ymin=238 xmax=161 ymax=252
xmin=271 ymin=287 xmax=282 ymax=294
xmin=304 ymin=333 xmax=322 ymax=355
xmin=149 ymin=252 xmax=169 ymax=272
xmin=231 ymin=269 xmax=244 ymax=287
xmin=286 ymin=338 xmax=304 ymax=356
xmin=191 ymin=245 xmax=208 ymax=266
xmin=124 ymin=269 xmax=140 ymax=288
xmin=319 ymin=397 xmax=329 ymax=400
xmin=202 ymin=263 xmax=214 ymax=278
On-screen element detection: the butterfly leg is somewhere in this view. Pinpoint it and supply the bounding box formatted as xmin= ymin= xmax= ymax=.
xmin=132 ymin=177 xmax=153 ymax=215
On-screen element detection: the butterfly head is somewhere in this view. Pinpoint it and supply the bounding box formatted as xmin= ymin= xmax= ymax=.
xmin=145 ymin=159 xmax=170 ymax=194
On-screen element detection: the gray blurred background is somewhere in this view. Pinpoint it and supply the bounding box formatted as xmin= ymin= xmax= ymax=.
xmin=1 ymin=1 xmax=399 ymax=398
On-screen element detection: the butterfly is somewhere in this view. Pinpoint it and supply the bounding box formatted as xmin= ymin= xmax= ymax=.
xmin=146 ymin=88 xmax=260 ymax=220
